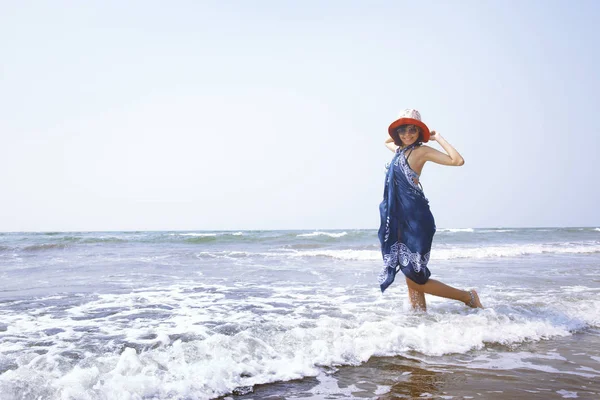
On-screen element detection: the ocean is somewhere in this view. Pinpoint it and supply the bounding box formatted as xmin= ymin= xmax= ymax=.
xmin=1 ymin=228 xmax=599 ymax=399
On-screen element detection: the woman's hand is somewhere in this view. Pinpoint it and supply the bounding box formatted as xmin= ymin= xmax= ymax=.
xmin=429 ymin=130 xmax=438 ymax=141
xmin=385 ymin=135 xmax=398 ymax=152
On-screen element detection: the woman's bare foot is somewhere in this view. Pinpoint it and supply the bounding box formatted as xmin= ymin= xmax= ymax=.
xmin=465 ymin=290 xmax=483 ymax=309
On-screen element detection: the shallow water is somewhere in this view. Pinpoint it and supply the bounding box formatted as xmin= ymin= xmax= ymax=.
xmin=1 ymin=228 xmax=599 ymax=399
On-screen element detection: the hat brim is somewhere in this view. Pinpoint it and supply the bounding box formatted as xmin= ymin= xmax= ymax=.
xmin=388 ymin=118 xmax=430 ymax=143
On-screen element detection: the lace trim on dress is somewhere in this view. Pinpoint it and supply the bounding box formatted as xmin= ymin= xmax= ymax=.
xmin=378 ymin=242 xmax=431 ymax=284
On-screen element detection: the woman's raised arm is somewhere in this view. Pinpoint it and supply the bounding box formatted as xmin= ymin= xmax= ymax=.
xmin=423 ymin=131 xmax=464 ymax=166
xmin=385 ymin=136 xmax=398 ymax=153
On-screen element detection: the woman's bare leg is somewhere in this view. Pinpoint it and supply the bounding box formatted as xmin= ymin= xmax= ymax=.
xmin=408 ymin=285 xmax=427 ymax=311
xmin=405 ymin=277 xmax=483 ymax=308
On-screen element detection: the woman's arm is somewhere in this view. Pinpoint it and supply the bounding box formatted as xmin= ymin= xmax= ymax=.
xmin=385 ymin=136 xmax=398 ymax=153
xmin=423 ymin=131 xmax=464 ymax=166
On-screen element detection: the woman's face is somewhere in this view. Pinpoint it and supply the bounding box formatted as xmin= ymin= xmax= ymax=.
xmin=397 ymin=124 xmax=420 ymax=146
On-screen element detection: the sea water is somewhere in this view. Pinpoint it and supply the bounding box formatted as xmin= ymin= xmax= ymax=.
xmin=1 ymin=228 xmax=599 ymax=399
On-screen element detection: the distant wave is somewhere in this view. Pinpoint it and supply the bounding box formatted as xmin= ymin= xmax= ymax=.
xmin=23 ymin=243 xmax=70 ymax=251
xmin=291 ymin=244 xmax=600 ymax=261
xmin=437 ymin=228 xmax=475 ymax=233
xmin=172 ymin=232 xmax=244 ymax=238
xmin=44 ymin=236 xmax=125 ymax=244
xmin=288 ymin=249 xmax=374 ymax=260
xmin=177 ymin=233 xmax=218 ymax=237
xmin=297 ymin=231 xmax=348 ymax=238
xmin=594 ymin=228 xmax=600 ymax=232
xmin=80 ymin=237 xmax=127 ymax=244
xmin=199 ymin=242 xmax=600 ymax=261
xmin=197 ymin=251 xmax=250 ymax=259
xmin=433 ymin=243 xmax=600 ymax=259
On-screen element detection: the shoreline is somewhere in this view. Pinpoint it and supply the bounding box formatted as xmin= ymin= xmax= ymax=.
xmin=225 ymin=332 xmax=600 ymax=399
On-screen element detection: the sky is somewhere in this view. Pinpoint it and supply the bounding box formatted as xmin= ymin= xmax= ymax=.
xmin=1 ymin=0 xmax=599 ymax=232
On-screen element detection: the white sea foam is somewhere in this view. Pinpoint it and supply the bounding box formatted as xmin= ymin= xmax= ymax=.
xmin=594 ymin=228 xmax=600 ymax=232
xmin=374 ymin=385 xmax=391 ymax=395
xmin=286 ymin=249 xmax=378 ymax=260
xmin=433 ymin=242 xmax=600 ymax=259
xmin=437 ymin=228 xmax=475 ymax=233
xmin=556 ymin=389 xmax=579 ymax=398
xmin=1 ymin=283 xmax=599 ymax=399
xmin=171 ymin=232 xmax=243 ymax=237
xmin=462 ymin=352 xmax=598 ymax=378
xmin=195 ymin=241 xmax=600 ymax=262
xmin=176 ymin=233 xmax=217 ymax=237
xmin=288 ymin=242 xmax=600 ymax=261
xmin=297 ymin=231 xmax=348 ymax=238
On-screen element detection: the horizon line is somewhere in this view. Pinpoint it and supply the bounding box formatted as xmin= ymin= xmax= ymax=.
xmin=1 ymin=226 xmax=599 ymax=234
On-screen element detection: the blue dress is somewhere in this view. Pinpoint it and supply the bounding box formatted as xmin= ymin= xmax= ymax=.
xmin=378 ymin=143 xmax=436 ymax=292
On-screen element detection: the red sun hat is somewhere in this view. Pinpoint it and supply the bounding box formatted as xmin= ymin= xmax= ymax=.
xmin=388 ymin=109 xmax=431 ymax=143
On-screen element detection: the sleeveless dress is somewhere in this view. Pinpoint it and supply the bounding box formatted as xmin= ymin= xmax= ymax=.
xmin=378 ymin=143 xmax=436 ymax=292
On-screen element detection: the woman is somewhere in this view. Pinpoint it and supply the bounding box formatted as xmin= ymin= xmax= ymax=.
xmin=378 ymin=109 xmax=483 ymax=311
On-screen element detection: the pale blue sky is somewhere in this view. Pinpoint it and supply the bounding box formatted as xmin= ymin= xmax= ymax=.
xmin=1 ymin=0 xmax=599 ymax=231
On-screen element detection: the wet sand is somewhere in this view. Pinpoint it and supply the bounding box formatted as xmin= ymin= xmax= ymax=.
xmin=224 ymin=358 xmax=599 ymax=399
xmin=225 ymin=332 xmax=600 ymax=399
